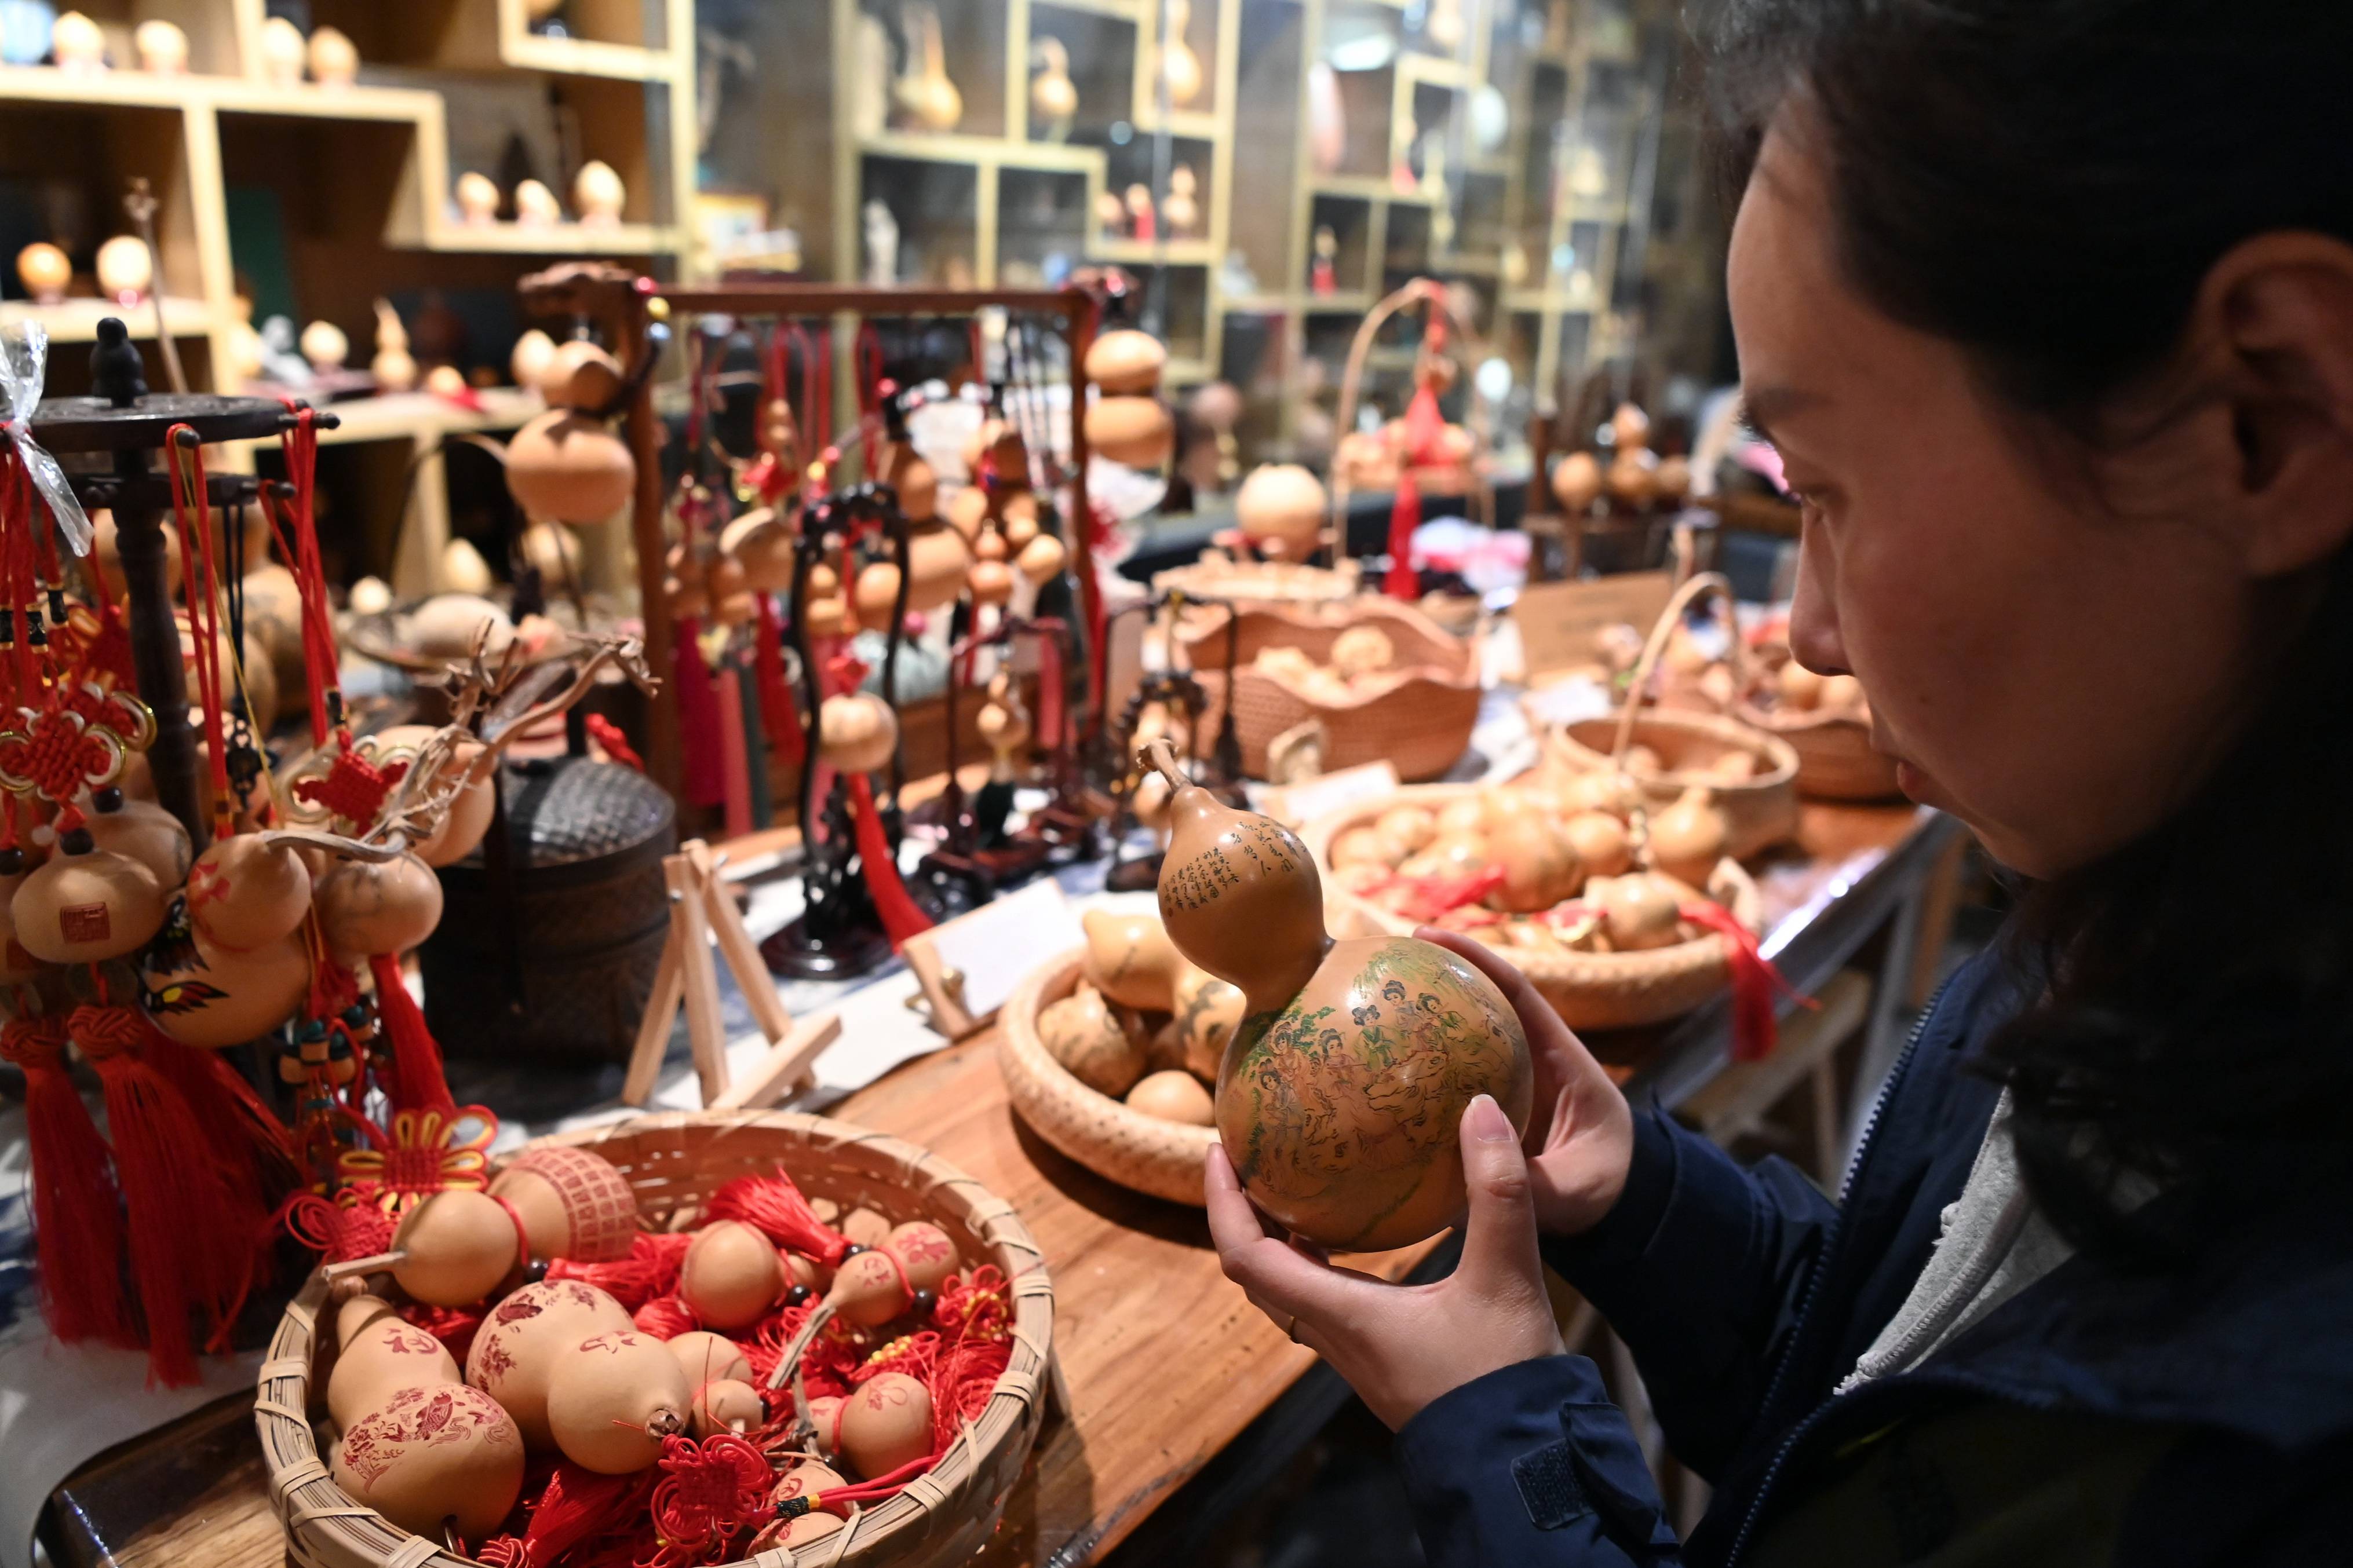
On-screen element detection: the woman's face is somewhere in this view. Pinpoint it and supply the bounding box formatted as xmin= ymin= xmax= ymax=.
xmin=1727 ymin=122 xmax=2257 ymax=878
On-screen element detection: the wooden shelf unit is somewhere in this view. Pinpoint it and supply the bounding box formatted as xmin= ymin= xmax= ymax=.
xmin=0 ymin=0 xmax=695 ymax=600
xmin=754 ymin=0 xmax=1669 ymax=473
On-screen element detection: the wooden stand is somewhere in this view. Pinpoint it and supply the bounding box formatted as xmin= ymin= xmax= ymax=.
xmin=623 ymin=838 xmax=840 ymax=1108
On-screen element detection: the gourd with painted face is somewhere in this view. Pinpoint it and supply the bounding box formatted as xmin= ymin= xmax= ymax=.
xmin=1144 ymin=741 xmax=1532 ymax=1251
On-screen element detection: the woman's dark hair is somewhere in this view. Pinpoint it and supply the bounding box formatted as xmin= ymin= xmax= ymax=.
xmin=1698 ymin=0 xmax=2353 ymax=1261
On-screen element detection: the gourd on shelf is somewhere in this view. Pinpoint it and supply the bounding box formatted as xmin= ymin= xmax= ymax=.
xmin=1143 ymin=741 xmax=1533 ymax=1251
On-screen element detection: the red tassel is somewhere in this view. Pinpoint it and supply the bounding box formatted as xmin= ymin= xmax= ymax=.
xmin=1367 ymin=864 xmax=1506 ymax=925
xmin=0 ymin=1015 xmax=136 ymax=1347
xmin=549 ymin=1230 xmax=692 ymax=1312
xmin=369 ymin=953 xmax=455 ymax=1112
xmin=845 ymin=772 xmax=933 ymax=948
xmin=706 ymin=1172 xmax=852 ymax=1266
xmin=1678 ymin=901 xmax=1812 ymax=1062
xmin=498 ymin=1461 xmax=656 ymax=1568
xmin=70 ymin=1004 xmax=254 ymax=1386
xmin=1384 ymin=472 xmax=1422 ymax=600
xmin=633 ymin=1293 xmax=699 ymax=1339
xmin=1030 ymin=620 xmax=1065 ymax=755
xmin=674 ymin=614 xmax=728 ymax=809
xmin=754 ymin=595 xmax=803 ymax=766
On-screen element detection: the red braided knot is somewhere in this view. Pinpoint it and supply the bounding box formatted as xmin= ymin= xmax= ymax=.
xmin=644 ymin=1432 xmax=769 ymax=1568
xmin=293 ymin=745 xmax=408 ymax=828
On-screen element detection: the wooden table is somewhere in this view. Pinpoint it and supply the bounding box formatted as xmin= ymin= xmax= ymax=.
xmin=43 ymin=802 xmax=1960 ymax=1568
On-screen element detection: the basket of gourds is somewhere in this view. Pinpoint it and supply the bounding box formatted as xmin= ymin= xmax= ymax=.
xmin=1301 ymin=777 xmax=1765 ymax=1034
xmin=1734 ymin=642 xmax=1903 ymax=801
xmin=1179 ymin=597 xmax=1480 ymax=781
xmin=257 ymin=1111 xmax=1052 ymax=1568
xmin=997 ymin=908 xmax=1238 ymax=1206
xmin=1526 ymin=573 xmax=1802 ymax=859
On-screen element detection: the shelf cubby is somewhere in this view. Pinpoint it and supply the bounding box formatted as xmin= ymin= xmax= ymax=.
xmin=860 ymin=153 xmax=980 ymax=284
xmin=79 ymin=0 xmax=245 ymax=76
xmin=1307 ymin=191 xmax=1374 ymax=296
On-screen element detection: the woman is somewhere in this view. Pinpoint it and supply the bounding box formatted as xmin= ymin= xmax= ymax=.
xmin=1209 ymin=2 xmax=2353 ymax=1561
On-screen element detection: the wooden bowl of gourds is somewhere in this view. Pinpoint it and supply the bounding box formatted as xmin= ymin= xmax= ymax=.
xmin=998 ymin=910 xmax=1240 ymax=1207
xmin=1735 ymin=642 xmax=1904 ymax=801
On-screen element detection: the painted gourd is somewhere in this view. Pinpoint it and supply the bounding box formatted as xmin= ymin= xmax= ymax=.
xmin=486 ymin=1145 xmax=640 ymax=1263
xmin=332 ymin=1385 xmax=523 ymax=1538
xmin=138 ymin=895 xmax=310 ymax=1048
xmin=1079 ymin=908 xmax=1181 ymax=1011
xmin=543 ymin=1329 xmax=692 ymax=1474
xmin=836 ymin=1372 xmax=932 ymax=1480
xmin=185 ymin=832 xmax=311 ymax=951
xmin=881 ymin=1220 xmax=960 ymax=1295
xmin=464 ymin=1279 xmax=633 ymax=1448
xmin=12 ymin=837 xmax=166 ymax=963
xmin=1145 ymin=741 xmax=1533 ymax=1251
xmin=327 ymin=1311 xmax=461 ymax=1429
xmin=665 ymin=1331 xmax=753 ymax=1390
xmin=1171 ymin=957 xmax=1245 ymax=1081
xmin=1037 ymin=981 xmax=1145 ymax=1098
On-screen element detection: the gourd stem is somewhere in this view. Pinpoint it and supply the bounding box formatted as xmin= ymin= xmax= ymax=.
xmin=1141 ymin=736 xmax=1190 ymax=793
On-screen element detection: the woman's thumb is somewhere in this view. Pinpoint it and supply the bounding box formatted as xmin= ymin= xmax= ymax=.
xmin=1455 ymin=1093 xmax=1544 ymax=1296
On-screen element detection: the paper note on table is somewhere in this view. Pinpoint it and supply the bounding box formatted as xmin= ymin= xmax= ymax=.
xmin=930 ymin=878 xmax=1088 ymax=1021
xmin=1258 ymin=761 xmax=1403 ymax=828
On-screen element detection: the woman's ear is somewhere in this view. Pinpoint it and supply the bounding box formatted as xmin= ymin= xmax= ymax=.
xmin=2198 ymin=233 xmax=2353 ymax=578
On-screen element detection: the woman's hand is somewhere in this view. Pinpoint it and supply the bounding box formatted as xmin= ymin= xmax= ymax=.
xmin=1207 ymin=1094 xmax=1566 ymax=1430
xmin=1417 ymin=925 xmax=1634 ymax=1237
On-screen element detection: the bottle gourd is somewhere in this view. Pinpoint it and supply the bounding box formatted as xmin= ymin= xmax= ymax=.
xmin=1143 ymin=742 xmax=1532 ymax=1250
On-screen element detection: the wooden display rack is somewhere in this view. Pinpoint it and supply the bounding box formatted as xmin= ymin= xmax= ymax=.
xmin=0 ymin=0 xmax=697 ymax=597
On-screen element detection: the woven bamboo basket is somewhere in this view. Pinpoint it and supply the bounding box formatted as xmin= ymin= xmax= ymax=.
xmin=256 ymin=1112 xmax=1054 ymax=1568
xmin=1151 ymin=551 xmax=1362 ymax=607
xmin=998 ymin=948 xmax=1216 ymax=1207
xmin=1300 ymin=783 xmax=1764 ymax=1032
xmin=1524 ymin=573 xmax=1800 ymax=857
xmin=1178 ymin=598 xmax=1480 ymax=781
xmin=1735 ymin=644 xmax=1903 ymax=802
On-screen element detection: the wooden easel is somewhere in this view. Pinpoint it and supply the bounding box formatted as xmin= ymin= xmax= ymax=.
xmin=623 ymin=839 xmax=841 ymax=1108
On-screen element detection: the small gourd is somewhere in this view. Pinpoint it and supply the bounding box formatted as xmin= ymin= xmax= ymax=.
xmin=333 ymin=1385 xmax=523 ymax=1538
xmin=1647 ymin=785 xmax=1730 ymax=891
xmin=1234 ymin=465 xmax=1327 ymax=560
xmin=1817 ymin=673 xmax=1867 ymax=711
xmin=12 ymin=829 xmax=167 ymax=964
xmin=878 ymin=441 xmax=938 ymax=522
xmin=315 ymin=851 xmax=443 ymax=962
xmin=1126 ymin=1069 xmax=1215 ymax=1125
xmin=819 ymin=692 xmax=897 ymax=774
xmin=463 ymin=1280 xmax=633 ymax=1448
xmin=905 ymin=522 xmax=971 ymax=610
xmin=1551 ymin=451 xmax=1603 ymax=513
xmin=852 ymin=561 xmax=903 ymax=624
xmin=882 ymin=1220 xmax=960 ymax=1295
xmin=838 ymin=1207 xmax=892 ymax=1250
xmin=138 ymin=900 xmax=310 ymax=1049
xmin=1015 ymin=532 xmax=1067 ymax=585
xmin=1484 ymin=814 xmax=1584 ymax=913
xmin=1144 ymin=741 xmax=1533 ymax=1250
xmin=572 ymin=160 xmax=625 ymax=226
xmin=1777 ymin=661 xmax=1825 ymax=711
xmin=370 ymin=300 xmax=417 ymax=392
xmin=966 ymin=557 xmax=1015 ymax=606
xmin=1329 ymin=825 xmax=1387 ymax=869
xmin=666 ymin=1331 xmax=753 ymax=1390
xmin=487 ymin=1145 xmax=640 ymax=1263
xmin=1588 ymin=873 xmax=1683 ymax=952
xmin=1037 ymin=980 xmax=1145 ymax=1098
xmin=505 ymin=408 xmax=635 ymax=524
xmin=837 ymin=1372 xmax=932 ymax=1480
xmin=691 ymin=1379 xmax=765 ymax=1438
xmin=760 ymin=1461 xmax=848 ymax=1551
xmin=543 ymin=1329 xmax=692 ymax=1473
xmin=1083 ymin=330 xmax=1167 ymax=396
xmin=1084 ymin=396 xmax=1174 ymax=468
xmin=85 ymin=789 xmax=191 ymax=889
xmin=1171 ymin=956 xmax=1245 ymax=1083
xmin=678 ymin=1219 xmax=783 ymax=1330
xmin=1562 ymin=811 xmax=1633 ymax=879
xmin=391 ymin=1187 xmax=521 ymax=1307
xmin=1079 ymin=908 xmax=1181 ymax=1011
xmin=1370 ymin=804 xmax=1436 ymax=863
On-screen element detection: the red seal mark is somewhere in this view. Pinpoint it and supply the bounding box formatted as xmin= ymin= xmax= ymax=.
xmin=59 ymin=903 xmax=111 ymax=943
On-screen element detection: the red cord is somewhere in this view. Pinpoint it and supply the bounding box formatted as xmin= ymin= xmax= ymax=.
xmin=165 ymin=427 xmax=234 ymax=820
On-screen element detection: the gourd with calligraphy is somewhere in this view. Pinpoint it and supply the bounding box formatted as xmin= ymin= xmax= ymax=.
xmin=1143 ymin=740 xmax=1533 ymax=1250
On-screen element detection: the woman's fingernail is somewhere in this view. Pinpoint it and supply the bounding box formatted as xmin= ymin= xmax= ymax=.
xmin=1466 ymin=1094 xmax=1512 ymax=1141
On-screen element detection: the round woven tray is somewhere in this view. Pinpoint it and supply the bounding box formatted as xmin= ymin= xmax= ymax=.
xmin=256 ymin=1112 xmax=1054 ymax=1568
xmin=998 ymin=948 xmax=1216 ymax=1207
xmin=1533 ymin=707 xmax=1801 ymax=860
xmin=1179 ymin=598 xmax=1480 ymax=781
xmin=1301 ymin=784 xmax=1764 ymax=1032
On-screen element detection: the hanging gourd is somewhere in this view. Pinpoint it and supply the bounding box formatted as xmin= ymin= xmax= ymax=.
xmin=1142 ymin=740 xmax=1533 ymax=1250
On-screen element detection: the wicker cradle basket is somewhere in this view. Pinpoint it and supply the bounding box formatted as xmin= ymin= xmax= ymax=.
xmin=997 ymin=949 xmax=1217 ymax=1207
xmin=1179 ymin=598 xmax=1480 ymax=781
xmin=1301 ymin=784 xmax=1764 ymax=1032
xmin=257 ymin=1112 xmax=1054 ymax=1568
xmin=1734 ymin=645 xmax=1903 ymax=802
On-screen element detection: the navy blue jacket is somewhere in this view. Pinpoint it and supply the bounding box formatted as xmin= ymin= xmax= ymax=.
xmin=1395 ymin=944 xmax=2353 ymax=1564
